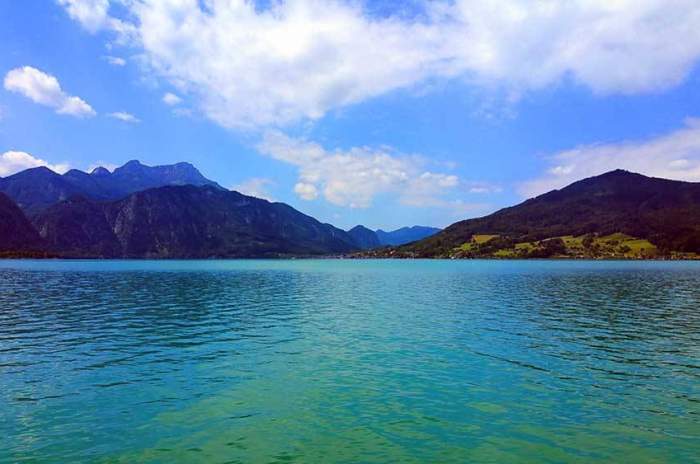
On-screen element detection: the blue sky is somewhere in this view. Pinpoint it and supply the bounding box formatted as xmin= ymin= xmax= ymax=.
xmin=2 ymin=0 xmax=700 ymax=230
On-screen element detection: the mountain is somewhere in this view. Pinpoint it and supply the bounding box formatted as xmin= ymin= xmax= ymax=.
xmin=375 ymin=226 xmax=441 ymax=246
xmin=0 ymin=160 xmax=222 ymax=216
xmin=380 ymin=170 xmax=700 ymax=258
xmin=347 ymin=225 xmax=382 ymax=250
xmin=9 ymin=164 xmax=697 ymax=259
xmin=346 ymin=225 xmax=441 ymax=249
xmin=32 ymin=185 xmax=358 ymax=258
xmin=105 ymin=160 xmax=222 ymax=196
xmin=0 ymin=192 xmax=43 ymax=253
xmin=0 ymin=167 xmax=89 ymax=216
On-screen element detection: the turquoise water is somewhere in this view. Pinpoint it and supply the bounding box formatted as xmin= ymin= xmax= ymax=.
xmin=1 ymin=259 xmax=699 ymax=463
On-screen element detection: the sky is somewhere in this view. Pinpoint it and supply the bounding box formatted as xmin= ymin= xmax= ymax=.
xmin=1 ymin=0 xmax=700 ymax=230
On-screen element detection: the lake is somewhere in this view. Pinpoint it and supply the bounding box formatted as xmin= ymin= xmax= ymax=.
xmin=1 ymin=259 xmax=699 ymax=463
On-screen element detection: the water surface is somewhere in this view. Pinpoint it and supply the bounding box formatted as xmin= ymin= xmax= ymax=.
xmin=1 ymin=260 xmax=699 ymax=463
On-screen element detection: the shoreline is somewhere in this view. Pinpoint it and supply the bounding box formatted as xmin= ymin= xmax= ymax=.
xmin=1 ymin=255 xmax=700 ymax=261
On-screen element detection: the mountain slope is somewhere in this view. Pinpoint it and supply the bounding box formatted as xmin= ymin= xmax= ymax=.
xmin=0 ymin=167 xmax=88 ymax=216
xmin=375 ymin=226 xmax=441 ymax=246
xmin=347 ymin=225 xmax=382 ymax=250
xmin=392 ymin=170 xmax=700 ymax=257
xmin=0 ymin=192 xmax=42 ymax=252
xmin=33 ymin=185 xmax=358 ymax=258
xmin=32 ymin=196 xmax=121 ymax=257
xmin=0 ymin=160 xmax=222 ymax=216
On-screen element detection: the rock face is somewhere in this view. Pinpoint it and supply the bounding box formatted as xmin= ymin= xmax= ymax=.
xmin=375 ymin=226 xmax=441 ymax=246
xmin=0 ymin=193 xmax=42 ymax=252
xmin=33 ymin=185 xmax=358 ymax=258
xmin=347 ymin=225 xmax=382 ymax=250
xmin=0 ymin=160 xmax=222 ymax=216
xmin=396 ymin=170 xmax=700 ymax=257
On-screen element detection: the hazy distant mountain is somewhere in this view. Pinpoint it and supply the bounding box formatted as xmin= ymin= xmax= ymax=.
xmin=0 ymin=160 xmax=222 ymax=216
xmin=0 ymin=192 xmax=42 ymax=252
xmin=33 ymin=185 xmax=358 ymax=258
xmin=375 ymin=226 xmax=441 ymax=246
xmin=385 ymin=170 xmax=700 ymax=258
xmin=346 ymin=225 xmax=441 ymax=249
xmin=347 ymin=225 xmax=382 ymax=250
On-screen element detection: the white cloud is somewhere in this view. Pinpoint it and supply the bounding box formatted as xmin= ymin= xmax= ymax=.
xmin=520 ymin=118 xmax=700 ymax=198
xmin=294 ymin=182 xmax=318 ymax=201
xmin=57 ymin=0 xmax=135 ymax=39
xmin=0 ymin=151 xmax=70 ymax=177
xmin=3 ymin=66 xmax=96 ymax=118
xmin=57 ymin=0 xmax=110 ymax=33
xmin=108 ymin=111 xmax=140 ymax=123
xmin=443 ymin=0 xmax=700 ymax=95
xmin=233 ymin=177 xmax=275 ymax=201
xmin=401 ymin=172 xmax=459 ymax=207
xmin=162 ymin=92 xmax=182 ymax=106
xmin=105 ymin=55 xmax=126 ymax=66
xmin=60 ymin=0 xmax=700 ymax=128
xmin=258 ymin=131 xmax=460 ymax=208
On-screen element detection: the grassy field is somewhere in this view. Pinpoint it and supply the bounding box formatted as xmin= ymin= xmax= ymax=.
xmin=455 ymin=233 xmax=660 ymax=259
xmin=558 ymin=233 xmax=657 ymax=258
xmin=459 ymin=234 xmax=500 ymax=252
xmin=473 ymin=234 xmax=500 ymax=244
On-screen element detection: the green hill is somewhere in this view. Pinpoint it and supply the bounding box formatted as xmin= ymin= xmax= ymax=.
xmin=376 ymin=170 xmax=700 ymax=259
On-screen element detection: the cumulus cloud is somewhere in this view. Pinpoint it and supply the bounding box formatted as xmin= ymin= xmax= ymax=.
xmin=401 ymin=172 xmax=459 ymax=207
xmin=57 ymin=0 xmax=110 ymax=33
xmin=3 ymin=66 xmax=96 ymax=117
xmin=57 ymin=0 xmax=135 ymax=38
xmin=520 ymin=118 xmax=700 ymax=198
xmin=108 ymin=111 xmax=140 ymax=123
xmin=162 ymin=92 xmax=182 ymax=106
xmin=233 ymin=177 xmax=275 ymax=201
xmin=258 ymin=131 xmax=461 ymax=208
xmin=59 ymin=0 xmax=700 ymax=128
xmin=0 ymin=151 xmax=70 ymax=177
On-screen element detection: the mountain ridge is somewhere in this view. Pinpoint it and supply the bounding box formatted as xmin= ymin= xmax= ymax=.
xmin=346 ymin=225 xmax=443 ymax=250
xmin=375 ymin=226 xmax=442 ymax=246
xmin=361 ymin=170 xmax=700 ymax=259
xmin=31 ymin=184 xmax=358 ymax=258
xmin=0 ymin=160 xmax=222 ymax=216
xmin=4 ymin=166 xmax=699 ymax=259
xmin=347 ymin=225 xmax=383 ymax=250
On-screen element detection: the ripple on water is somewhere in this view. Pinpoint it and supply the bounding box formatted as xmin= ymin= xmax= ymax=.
xmin=0 ymin=260 xmax=699 ymax=463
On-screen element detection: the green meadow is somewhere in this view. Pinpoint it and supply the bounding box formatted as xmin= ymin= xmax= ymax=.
xmin=455 ymin=233 xmax=667 ymax=259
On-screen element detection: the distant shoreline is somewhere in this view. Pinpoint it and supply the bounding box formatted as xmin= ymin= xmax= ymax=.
xmin=1 ymin=255 xmax=699 ymax=261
